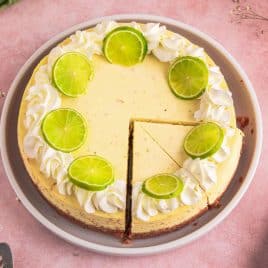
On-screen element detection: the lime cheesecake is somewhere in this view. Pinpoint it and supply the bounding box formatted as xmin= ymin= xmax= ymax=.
xmin=17 ymin=20 xmax=243 ymax=239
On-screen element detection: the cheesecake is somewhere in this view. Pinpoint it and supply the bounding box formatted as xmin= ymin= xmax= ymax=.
xmin=17 ymin=20 xmax=243 ymax=239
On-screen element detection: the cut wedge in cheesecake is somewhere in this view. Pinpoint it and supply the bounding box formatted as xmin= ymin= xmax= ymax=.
xmin=130 ymin=122 xmax=208 ymax=237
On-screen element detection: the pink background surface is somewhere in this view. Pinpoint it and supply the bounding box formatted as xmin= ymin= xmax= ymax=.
xmin=0 ymin=0 xmax=267 ymax=267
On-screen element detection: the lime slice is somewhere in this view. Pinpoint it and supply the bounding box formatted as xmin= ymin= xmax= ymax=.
xmin=168 ymin=56 xmax=208 ymax=99
xmin=68 ymin=155 xmax=114 ymax=191
xmin=41 ymin=108 xmax=87 ymax=152
xmin=142 ymin=174 xmax=184 ymax=199
xmin=103 ymin=26 xmax=147 ymax=66
xmin=184 ymin=122 xmax=224 ymax=159
xmin=52 ymin=52 xmax=93 ymax=97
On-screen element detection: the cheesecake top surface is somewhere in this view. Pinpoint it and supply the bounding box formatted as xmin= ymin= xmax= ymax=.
xmin=18 ymin=20 xmax=240 ymax=223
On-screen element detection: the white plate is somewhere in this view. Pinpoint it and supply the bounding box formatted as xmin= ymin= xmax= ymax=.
xmin=0 ymin=14 xmax=262 ymax=256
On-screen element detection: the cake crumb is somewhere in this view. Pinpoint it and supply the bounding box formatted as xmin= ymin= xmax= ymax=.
xmin=193 ymin=222 xmax=198 ymax=226
xmin=15 ymin=196 xmax=21 ymax=203
xmin=210 ymin=200 xmax=222 ymax=209
xmin=251 ymin=128 xmax=254 ymax=135
xmin=239 ymin=176 xmax=244 ymax=183
xmin=215 ymin=202 xmax=222 ymax=208
xmin=236 ymin=116 xmax=249 ymax=130
xmin=122 ymin=237 xmax=132 ymax=244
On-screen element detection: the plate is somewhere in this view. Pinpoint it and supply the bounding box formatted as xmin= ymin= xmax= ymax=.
xmin=0 ymin=14 xmax=262 ymax=256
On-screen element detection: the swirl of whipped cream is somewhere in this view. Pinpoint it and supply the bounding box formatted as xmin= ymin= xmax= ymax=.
xmin=152 ymin=33 xmax=186 ymax=62
xmin=74 ymin=180 xmax=126 ymax=214
xmin=23 ymin=69 xmax=61 ymax=158
xmin=208 ymin=66 xmax=224 ymax=86
xmin=175 ymin=168 xmax=203 ymax=205
xmin=183 ymin=158 xmax=217 ymax=190
xmin=212 ymin=137 xmax=230 ymax=163
xmin=94 ymin=20 xmax=118 ymax=38
xmin=39 ymin=147 xmax=74 ymax=194
xmin=211 ymin=127 xmax=235 ymax=163
xmin=140 ymin=23 xmax=166 ymax=52
xmin=183 ymin=43 xmax=206 ymax=60
xmin=23 ymin=128 xmax=45 ymax=159
xmin=34 ymin=65 xmax=50 ymax=84
xmin=47 ymin=47 xmax=65 ymax=78
xmin=24 ymin=83 xmax=61 ymax=130
xmin=64 ymin=30 xmax=101 ymax=57
xmin=132 ymin=182 xmax=179 ymax=221
xmin=194 ymin=90 xmax=233 ymax=127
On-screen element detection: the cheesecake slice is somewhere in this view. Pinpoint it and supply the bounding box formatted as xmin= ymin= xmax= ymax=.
xmin=131 ymin=122 xmax=207 ymax=237
xmin=140 ymin=122 xmax=243 ymax=205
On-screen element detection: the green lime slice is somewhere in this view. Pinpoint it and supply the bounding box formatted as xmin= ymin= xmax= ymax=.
xmin=103 ymin=26 xmax=148 ymax=66
xmin=142 ymin=174 xmax=184 ymax=199
xmin=168 ymin=56 xmax=208 ymax=99
xmin=184 ymin=122 xmax=224 ymax=159
xmin=41 ymin=108 xmax=87 ymax=152
xmin=52 ymin=52 xmax=93 ymax=97
xmin=68 ymin=155 xmax=114 ymax=191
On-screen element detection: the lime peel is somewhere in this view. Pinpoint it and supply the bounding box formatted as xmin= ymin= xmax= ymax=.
xmin=142 ymin=173 xmax=184 ymax=199
xmin=41 ymin=108 xmax=87 ymax=153
xmin=168 ymin=56 xmax=209 ymax=99
xmin=52 ymin=52 xmax=93 ymax=97
xmin=184 ymin=122 xmax=224 ymax=159
xmin=103 ymin=26 xmax=148 ymax=66
xmin=68 ymin=155 xmax=114 ymax=191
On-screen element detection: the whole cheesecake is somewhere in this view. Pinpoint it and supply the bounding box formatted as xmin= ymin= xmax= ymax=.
xmin=17 ymin=21 xmax=243 ymax=239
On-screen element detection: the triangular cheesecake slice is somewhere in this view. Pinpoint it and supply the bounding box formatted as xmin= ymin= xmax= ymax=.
xmin=131 ymin=122 xmax=207 ymax=237
xmin=140 ymin=122 xmax=243 ymax=205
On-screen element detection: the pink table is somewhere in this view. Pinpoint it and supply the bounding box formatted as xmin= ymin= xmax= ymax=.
xmin=0 ymin=0 xmax=267 ymax=267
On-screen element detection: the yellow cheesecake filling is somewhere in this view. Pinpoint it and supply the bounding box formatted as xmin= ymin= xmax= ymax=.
xmin=21 ymin=20 xmax=242 ymax=224
xmin=131 ymin=122 xmax=204 ymax=222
